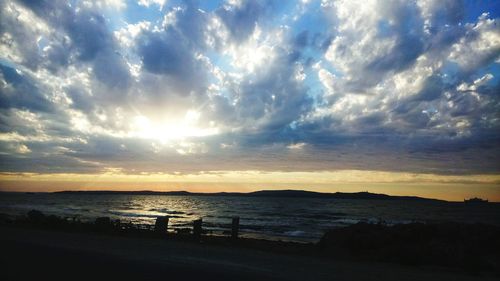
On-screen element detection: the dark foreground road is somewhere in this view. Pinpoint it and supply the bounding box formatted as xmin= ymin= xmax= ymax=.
xmin=0 ymin=226 xmax=495 ymax=281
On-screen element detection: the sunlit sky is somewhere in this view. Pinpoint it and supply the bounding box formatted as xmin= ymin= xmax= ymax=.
xmin=0 ymin=0 xmax=499 ymax=201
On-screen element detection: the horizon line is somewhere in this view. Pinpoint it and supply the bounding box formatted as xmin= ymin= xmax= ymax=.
xmin=3 ymin=188 xmax=497 ymax=203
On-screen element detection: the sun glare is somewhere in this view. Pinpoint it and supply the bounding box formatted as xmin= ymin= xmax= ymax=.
xmin=130 ymin=110 xmax=219 ymax=143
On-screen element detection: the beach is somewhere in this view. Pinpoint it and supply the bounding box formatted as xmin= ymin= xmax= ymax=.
xmin=1 ymin=224 xmax=497 ymax=281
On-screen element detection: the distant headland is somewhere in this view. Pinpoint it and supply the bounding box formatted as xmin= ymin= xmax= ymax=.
xmin=52 ymin=189 xmax=444 ymax=201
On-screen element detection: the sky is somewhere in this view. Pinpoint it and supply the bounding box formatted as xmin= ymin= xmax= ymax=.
xmin=0 ymin=0 xmax=499 ymax=201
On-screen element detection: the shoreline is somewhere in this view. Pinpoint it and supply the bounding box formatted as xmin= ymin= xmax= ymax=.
xmin=3 ymin=192 xmax=499 ymax=244
xmin=1 ymin=224 xmax=496 ymax=281
xmin=1 ymin=210 xmax=499 ymax=280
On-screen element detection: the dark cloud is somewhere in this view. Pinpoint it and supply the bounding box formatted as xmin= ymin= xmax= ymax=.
xmin=65 ymin=86 xmax=93 ymax=112
xmin=216 ymin=0 xmax=267 ymax=42
xmin=66 ymin=12 xmax=111 ymax=61
xmin=293 ymin=30 xmax=309 ymax=48
xmin=425 ymin=0 xmax=465 ymax=34
xmin=93 ymin=50 xmax=131 ymax=89
xmin=136 ymin=3 xmax=209 ymax=94
xmin=354 ymin=2 xmax=425 ymax=88
xmin=211 ymin=49 xmax=313 ymax=137
xmin=16 ymin=0 xmax=131 ymax=88
xmin=412 ymin=75 xmax=447 ymax=102
xmin=138 ymin=31 xmax=196 ymax=77
xmin=0 ymin=1 xmax=42 ymax=70
xmin=43 ymin=37 xmax=72 ymax=72
xmin=0 ymin=147 xmax=102 ymax=173
xmin=0 ymin=64 xmax=53 ymax=112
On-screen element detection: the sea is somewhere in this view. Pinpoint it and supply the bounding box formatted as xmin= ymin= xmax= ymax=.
xmin=1 ymin=192 xmax=499 ymax=242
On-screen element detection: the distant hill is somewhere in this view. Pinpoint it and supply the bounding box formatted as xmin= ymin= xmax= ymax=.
xmin=247 ymin=190 xmax=427 ymax=200
xmin=53 ymin=189 xmax=442 ymax=201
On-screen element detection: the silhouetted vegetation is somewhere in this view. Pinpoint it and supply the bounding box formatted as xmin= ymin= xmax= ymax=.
xmin=2 ymin=210 xmax=499 ymax=275
xmin=319 ymin=222 xmax=500 ymax=273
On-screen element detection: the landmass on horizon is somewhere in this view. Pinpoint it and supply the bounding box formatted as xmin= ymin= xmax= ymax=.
xmin=47 ymin=189 xmax=448 ymax=201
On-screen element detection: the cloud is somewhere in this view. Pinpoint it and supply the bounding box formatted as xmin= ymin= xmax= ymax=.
xmin=13 ymin=0 xmax=131 ymax=88
xmin=448 ymin=13 xmax=500 ymax=72
xmin=138 ymin=0 xmax=166 ymax=9
xmin=216 ymin=0 xmax=267 ymax=42
xmin=0 ymin=0 xmax=499 ymax=176
xmin=136 ymin=29 xmax=203 ymax=88
xmin=0 ymin=64 xmax=53 ymax=112
xmin=300 ymin=0 xmax=500 ymax=172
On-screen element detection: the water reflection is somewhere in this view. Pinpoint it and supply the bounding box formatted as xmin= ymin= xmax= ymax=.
xmin=1 ymin=193 xmax=499 ymax=242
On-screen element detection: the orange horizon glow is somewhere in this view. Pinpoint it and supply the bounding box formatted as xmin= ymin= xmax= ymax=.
xmin=1 ymin=170 xmax=499 ymax=202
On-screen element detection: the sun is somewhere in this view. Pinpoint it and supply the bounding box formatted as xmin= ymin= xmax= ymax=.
xmin=130 ymin=110 xmax=219 ymax=143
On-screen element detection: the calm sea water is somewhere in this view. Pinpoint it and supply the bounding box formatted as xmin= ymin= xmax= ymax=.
xmin=1 ymin=193 xmax=499 ymax=242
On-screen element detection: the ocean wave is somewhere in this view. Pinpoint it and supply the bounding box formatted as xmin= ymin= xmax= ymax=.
xmin=332 ymin=218 xmax=361 ymax=225
xmin=108 ymin=209 xmax=165 ymax=218
xmin=148 ymin=208 xmax=185 ymax=215
xmin=284 ymin=230 xmax=306 ymax=237
xmin=63 ymin=207 xmax=90 ymax=212
xmin=3 ymin=193 xmax=499 ymax=243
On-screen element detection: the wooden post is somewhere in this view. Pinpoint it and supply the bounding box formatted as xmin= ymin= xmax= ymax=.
xmin=231 ymin=216 xmax=240 ymax=240
xmin=154 ymin=216 xmax=169 ymax=234
xmin=193 ymin=219 xmax=202 ymax=240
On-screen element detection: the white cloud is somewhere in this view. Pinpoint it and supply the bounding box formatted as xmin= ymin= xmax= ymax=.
xmin=114 ymin=21 xmax=151 ymax=49
xmin=287 ymin=142 xmax=306 ymax=149
xmin=448 ymin=13 xmax=500 ymax=71
xmin=138 ymin=0 xmax=167 ymax=10
xmin=83 ymin=0 xmax=126 ymax=10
